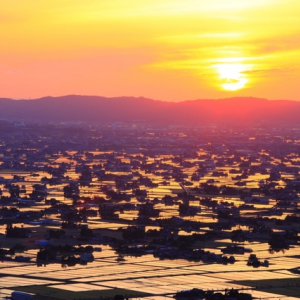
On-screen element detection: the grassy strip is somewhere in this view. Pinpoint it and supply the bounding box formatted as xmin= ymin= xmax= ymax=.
xmin=232 ymin=278 xmax=300 ymax=298
xmin=13 ymin=285 xmax=150 ymax=300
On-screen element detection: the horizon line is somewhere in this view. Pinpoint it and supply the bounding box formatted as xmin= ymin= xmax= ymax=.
xmin=1 ymin=94 xmax=299 ymax=103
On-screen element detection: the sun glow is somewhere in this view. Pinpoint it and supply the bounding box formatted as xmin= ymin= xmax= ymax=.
xmin=214 ymin=63 xmax=250 ymax=91
xmin=1 ymin=0 xmax=300 ymax=100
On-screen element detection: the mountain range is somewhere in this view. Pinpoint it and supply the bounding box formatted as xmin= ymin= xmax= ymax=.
xmin=0 ymin=95 xmax=299 ymax=125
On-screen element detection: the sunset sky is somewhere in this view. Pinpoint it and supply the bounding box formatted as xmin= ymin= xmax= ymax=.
xmin=1 ymin=0 xmax=300 ymax=101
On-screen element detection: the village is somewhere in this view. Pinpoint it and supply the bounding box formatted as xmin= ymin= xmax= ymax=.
xmin=1 ymin=121 xmax=300 ymax=299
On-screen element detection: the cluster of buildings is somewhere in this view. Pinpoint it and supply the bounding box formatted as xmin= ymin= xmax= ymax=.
xmin=1 ymin=121 xmax=300 ymax=298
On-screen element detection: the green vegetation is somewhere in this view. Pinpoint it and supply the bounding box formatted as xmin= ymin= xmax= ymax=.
xmin=13 ymin=285 xmax=150 ymax=300
xmin=232 ymin=278 xmax=300 ymax=298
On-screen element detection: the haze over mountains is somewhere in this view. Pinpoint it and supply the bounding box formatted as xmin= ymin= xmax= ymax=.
xmin=0 ymin=95 xmax=299 ymax=125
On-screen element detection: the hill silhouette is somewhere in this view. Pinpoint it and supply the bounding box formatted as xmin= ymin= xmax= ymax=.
xmin=0 ymin=95 xmax=299 ymax=125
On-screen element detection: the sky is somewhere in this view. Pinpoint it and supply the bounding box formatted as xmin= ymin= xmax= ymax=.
xmin=1 ymin=0 xmax=300 ymax=101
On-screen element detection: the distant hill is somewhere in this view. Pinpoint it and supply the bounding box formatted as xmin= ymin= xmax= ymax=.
xmin=0 ymin=95 xmax=300 ymax=125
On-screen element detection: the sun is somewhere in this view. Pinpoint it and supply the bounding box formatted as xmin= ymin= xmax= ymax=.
xmin=213 ymin=63 xmax=249 ymax=91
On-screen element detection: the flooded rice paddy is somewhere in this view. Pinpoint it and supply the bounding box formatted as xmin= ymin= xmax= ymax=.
xmin=1 ymin=125 xmax=300 ymax=299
